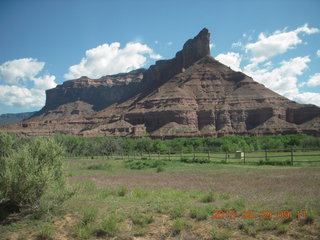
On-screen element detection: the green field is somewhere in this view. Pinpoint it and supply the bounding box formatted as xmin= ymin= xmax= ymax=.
xmin=2 ymin=155 xmax=320 ymax=239
xmin=1 ymin=134 xmax=320 ymax=239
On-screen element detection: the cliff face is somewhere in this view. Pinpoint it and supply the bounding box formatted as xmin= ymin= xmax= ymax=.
xmin=142 ymin=28 xmax=210 ymax=89
xmin=89 ymin=56 xmax=319 ymax=138
xmin=43 ymin=68 xmax=145 ymax=112
xmin=1 ymin=28 xmax=320 ymax=137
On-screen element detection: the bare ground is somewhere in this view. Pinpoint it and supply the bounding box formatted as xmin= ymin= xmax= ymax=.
xmin=69 ymin=167 xmax=320 ymax=206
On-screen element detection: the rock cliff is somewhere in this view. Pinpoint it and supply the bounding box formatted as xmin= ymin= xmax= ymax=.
xmin=1 ymin=28 xmax=319 ymax=137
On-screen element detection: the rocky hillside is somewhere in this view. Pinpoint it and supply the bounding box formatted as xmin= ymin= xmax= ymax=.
xmin=1 ymin=28 xmax=320 ymax=137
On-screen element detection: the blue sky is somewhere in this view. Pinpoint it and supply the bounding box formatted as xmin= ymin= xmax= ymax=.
xmin=0 ymin=0 xmax=319 ymax=114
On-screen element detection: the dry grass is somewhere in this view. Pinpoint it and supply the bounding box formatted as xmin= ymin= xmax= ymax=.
xmin=2 ymin=158 xmax=320 ymax=240
xmin=69 ymin=166 xmax=320 ymax=207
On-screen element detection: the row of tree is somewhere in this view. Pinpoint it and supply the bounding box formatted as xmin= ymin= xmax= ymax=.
xmin=51 ymin=134 xmax=320 ymax=156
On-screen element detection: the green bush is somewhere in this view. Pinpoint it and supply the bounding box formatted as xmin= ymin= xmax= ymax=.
xmin=72 ymin=223 xmax=94 ymax=239
xmin=125 ymin=159 xmax=166 ymax=170
xmin=116 ymin=186 xmax=128 ymax=197
xmin=171 ymin=218 xmax=190 ymax=235
xmin=210 ymin=226 xmax=232 ymax=240
xmin=189 ymin=206 xmax=211 ymax=220
xmin=37 ymin=223 xmax=55 ymax=240
xmin=131 ymin=213 xmax=154 ymax=226
xmin=0 ymin=136 xmax=72 ymax=214
xmin=257 ymin=159 xmax=292 ymax=166
xmin=169 ymin=206 xmax=184 ymax=219
xmin=200 ymin=191 xmax=216 ymax=203
xmin=86 ymin=163 xmax=111 ymax=170
xmin=156 ymin=166 xmax=165 ymax=172
xmin=96 ymin=215 xmax=120 ymax=237
xmin=180 ymin=157 xmax=210 ymax=164
xmin=0 ymin=132 xmax=15 ymax=158
xmin=81 ymin=207 xmax=98 ymax=226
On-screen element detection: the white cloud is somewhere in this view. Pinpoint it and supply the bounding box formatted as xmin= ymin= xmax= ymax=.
xmin=167 ymin=41 xmax=173 ymax=46
xmin=300 ymin=73 xmax=320 ymax=87
xmin=0 ymin=58 xmax=44 ymax=85
xmin=245 ymin=24 xmax=319 ymax=64
xmin=0 ymin=58 xmax=56 ymax=108
xmin=0 ymin=86 xmax=45 ymax=108
xmin=150 ymin=53 xmax=162 ymax=60
xmin=317 ymin=50 xmax=320 ymax=57
xmin=244 ymin=56 xmax=310 ymax=99
xmin=216 ymin=52 xmax=242 ymax=71
xmin=294 ymin=92 xmax=320 ymax=106
xmin=64 ymin=42 xmax=162 ymax=79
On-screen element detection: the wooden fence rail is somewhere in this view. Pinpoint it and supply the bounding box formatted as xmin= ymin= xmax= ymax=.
xmin=69 ymin=148 xmax=320 ymax=165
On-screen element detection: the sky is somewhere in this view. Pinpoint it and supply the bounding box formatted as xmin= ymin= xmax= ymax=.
xmin=0 ymin=0 xmax=320 ymax=114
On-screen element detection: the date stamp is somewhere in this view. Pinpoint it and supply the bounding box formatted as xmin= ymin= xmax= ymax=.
xmin=211 ymin=210 xmax=307 ymax=220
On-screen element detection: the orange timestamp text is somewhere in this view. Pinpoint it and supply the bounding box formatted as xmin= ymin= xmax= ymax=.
xmin=211 ymin=210 xmax=307 ymax=220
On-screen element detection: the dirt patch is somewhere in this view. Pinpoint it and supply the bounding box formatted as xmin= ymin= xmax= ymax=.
xmin=69 ymin=167 xmax=320 ymax=206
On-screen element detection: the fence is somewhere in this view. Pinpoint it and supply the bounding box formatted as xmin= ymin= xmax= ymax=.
xmin=81 ymin=148 xmax=320 ymax=165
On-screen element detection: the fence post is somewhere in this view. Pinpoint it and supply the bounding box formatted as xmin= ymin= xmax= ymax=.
xmin=208 ymin=151 xmax=210 ymax=161
xmin=265 ymin=148 xmax=268 ymax=161
xmin=158 ymin=152 xmax=160 ymax=161
xmin=127 ymin=153 xmax=130 ymax=161
xmin=193 ymin=150 xmax=196 ymax=160
xmin=148 ymin=152 xmax=151 ymax=160
xmin=168 ymin=151 xmax=171 ymax=161
xmin=291 ymin=148 xmax=294 ymax=165
xmin=180 ymin=151 xmax=183 ymax=161
xmin=225 ymin=152 xmax=228 ymax=162
xmin=244 ymin=151 xmax=246 ymax=165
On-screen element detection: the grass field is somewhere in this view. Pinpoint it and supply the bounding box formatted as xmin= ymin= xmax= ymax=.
xmin=1 ymin=154 xmax=320 ymax=240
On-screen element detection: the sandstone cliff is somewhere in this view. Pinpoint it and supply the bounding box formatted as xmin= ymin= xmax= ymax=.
xmin=1 ymin=28 xmax=319 ymax=137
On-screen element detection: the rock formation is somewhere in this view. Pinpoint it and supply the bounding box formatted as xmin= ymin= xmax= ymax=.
xmin=0 ymin=111 xmax=36 ymax=125
xmin=1 ymin=28 xmax=320 ymax=137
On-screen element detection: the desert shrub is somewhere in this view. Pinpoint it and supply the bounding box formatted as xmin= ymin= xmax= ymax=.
xmin=220 ymin=193 xmax=231 ymax=200
xmin=0 ymin=132 xmax=15 ymax=158
xmin=133 ymin=189 xmax=149 ymax=198
xmin=300 ymin=208 xmax=317 ymax=225
xmin=277 ymin=223 xmax=289 ymax=234
xmin=81 ymin=207 xmax=98 ymax=226
xmin=257 ymin=159 xmax=292 ymax=166
xmin=86 ymin=163 xmax=111 ymax=170
xmin=95 ymin=215 xmax=120 ymax=237
xmin=169 ymin=206 xmax=184 ymax=219
xmin=125 ymin=159 xmax=166 ymax=170
xmin=200 ymin=191 xmax=216 ymax=203
xmin=72 ymin=223 xmax=94 ymax=239
xmin=238 ymin=219 xmax=258 ymax=237
xmin=222 ymin=198 xmax=245 ymax=212
xmin=210 ymin=226 xmax=232 ymax=240
xmin=156 ymin=165 xmax=165 ymax=172
xmin=37 ymin=223 xmax=55 ymax=240
xmin=116 ymin=186 xmax=128 ymax=197
xmin=0 ymin=136 xmax=72 ymax=215
xmin=171 ymin=218 xmax=190 ymax=235
xmin=130 ymin=213 xmax=154 ymax=226
xmin=189 ymin=206 xmax=211 ymax=220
